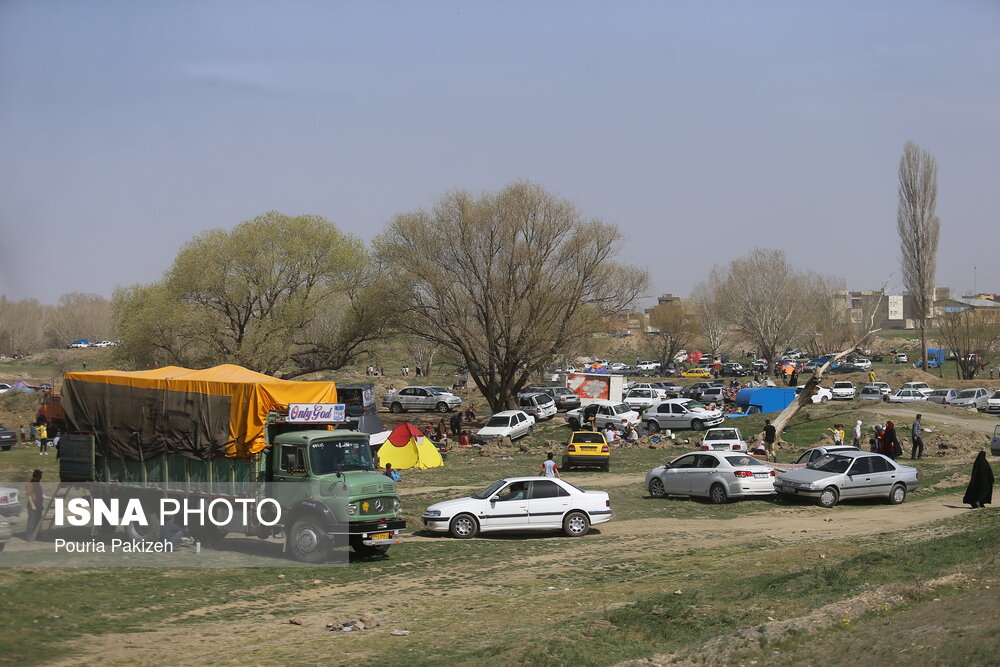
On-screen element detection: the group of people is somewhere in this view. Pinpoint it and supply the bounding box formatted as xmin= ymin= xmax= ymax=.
xmin=17 ymin=424 xmax=58 ymax=455
xmin=601 ymin=423 xmax=639 ymax=445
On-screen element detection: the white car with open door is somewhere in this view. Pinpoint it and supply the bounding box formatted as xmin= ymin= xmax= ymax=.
xmin=420 ymin=477 xmax=612 ymax=538
xmin=645 ymin=451 xmax=776 ymax=503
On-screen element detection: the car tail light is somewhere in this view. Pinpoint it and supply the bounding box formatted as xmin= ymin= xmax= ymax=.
xmin=606 ymin=499 xmax=611 ymax=507
xmin=732 ymin=444 xmax=741 ymax=450
xmin=601 ymin=444 xmax=610 ymax=453
xmin=770 ymin=470 xmax=775 ymax=477
xmin=733 ymin=470 xmax=753 ymax=478
xmin=700 ymin=445 xmax=709 ymax=450
xmin=567 ymin=444 xmax=576 ymax=452
xmin=621 ymin=418 xmax=628 ymax=424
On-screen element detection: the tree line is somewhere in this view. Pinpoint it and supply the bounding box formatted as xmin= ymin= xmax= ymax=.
xmin=4 ymin=144 xmax=996 ymax=408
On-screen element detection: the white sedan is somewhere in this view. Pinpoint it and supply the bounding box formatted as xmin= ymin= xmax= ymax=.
xmin=421 ymin=477 xmax=612 ymax=538
xmin=474 ymin=410 xmax=535 ymax=442
xmin=887 ymin=389 xmax=928 ymax=404
xmin=645 ymin=451 xmax=776 ymax=503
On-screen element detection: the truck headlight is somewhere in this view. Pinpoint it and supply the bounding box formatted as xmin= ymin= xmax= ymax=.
xmin=394 ymin=499 xmax=402 ymax=514
xmin=346 ymin=502 xmax=357 ymax=516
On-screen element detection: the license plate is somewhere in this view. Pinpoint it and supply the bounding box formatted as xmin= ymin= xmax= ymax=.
xmin=369 ymin=532 xmax=391 ymax=540
xmin=754 ymin=473 xmax=768 ymax=478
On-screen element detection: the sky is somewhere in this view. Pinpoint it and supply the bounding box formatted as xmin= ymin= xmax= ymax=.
xmin=1 ymin=1 xmax=997 ymax=307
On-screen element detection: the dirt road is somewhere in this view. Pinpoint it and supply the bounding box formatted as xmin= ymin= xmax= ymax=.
xmin=48 ymin=489 xmax=975 ymax=666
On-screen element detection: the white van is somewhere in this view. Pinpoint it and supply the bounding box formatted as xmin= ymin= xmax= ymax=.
xmin=517 ymin=392 xmax=558 ymax=421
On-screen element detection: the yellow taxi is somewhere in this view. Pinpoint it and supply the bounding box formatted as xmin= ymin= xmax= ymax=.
xmin=562 ymin=431 xmax=610 ymax=472
xmin=681 ymin=368 xmax=713 ymax=378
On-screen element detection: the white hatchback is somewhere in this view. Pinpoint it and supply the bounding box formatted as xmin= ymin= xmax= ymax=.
xmin=645 ymin=451 xmax=776 ymax=503
xmin=421 ymin=477 xmax=612 ymax=538
xmin=831 ymin=381 xmax=855 ymax=400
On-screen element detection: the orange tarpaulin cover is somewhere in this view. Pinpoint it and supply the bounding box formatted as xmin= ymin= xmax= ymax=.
xmin=62 ymin=364 xmax=338 ymax=458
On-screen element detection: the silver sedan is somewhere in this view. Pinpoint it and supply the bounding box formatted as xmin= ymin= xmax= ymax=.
xmin=645 ymin=451 xmax=776 ymax=504
xmin=774 ymin=451 xmax=918 ymax=508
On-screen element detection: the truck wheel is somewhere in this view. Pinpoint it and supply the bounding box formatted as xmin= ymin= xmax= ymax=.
xmin=645 ymin=420 xmax=660 ymax=434
xmin=123 ymin=506 xmax=160 ymax=542
xmin=390 ymin=402 xmax=404 ymax=414
xmin=449 ymin=513 xmax=479 ymax=539
xmin=436 ymin=402 xmax=449 ymax=413
xmin=190 ymin=525 xmax=227 ymax=547
xmin=287 ymin=518 xmax=331 ymax=563
xmin=562 ymin=511 xmax=590 ymax=537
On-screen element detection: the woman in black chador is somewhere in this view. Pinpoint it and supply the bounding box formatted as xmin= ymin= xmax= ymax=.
xmin=962 ymin=451 xmax=994 ymax=509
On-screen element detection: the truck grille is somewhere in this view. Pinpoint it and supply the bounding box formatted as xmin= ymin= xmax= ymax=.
xmin=358 ymin=497 xmax=394 ymax=515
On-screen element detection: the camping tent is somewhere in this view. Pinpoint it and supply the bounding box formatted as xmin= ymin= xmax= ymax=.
xmin=376 ymin=423 xmax=444 ymax=470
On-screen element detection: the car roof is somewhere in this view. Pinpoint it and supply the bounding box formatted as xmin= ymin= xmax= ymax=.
xmin=490 ymin=410 xmax=527 ymax=417
xmin=672 ymin=450 xmax=768 ymax=462
xmin=499 ymin=476 xmax=576 ymax=484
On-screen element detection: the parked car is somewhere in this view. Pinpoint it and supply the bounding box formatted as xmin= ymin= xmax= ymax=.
xmin=642 ymin=398 xmax=724 ymax=433
xmin=0 ymin=484 xmax=22 ymax=516
xmin=629 ymin=383 xmax=668 ymax=398
xmin=522 ymin=386 xmax=581 ymax=411
xmin=637 ymin=361 xmax=661 ymax=371
xmin=795 ymin=385 xmax=832 ymax=404
xmin=894 ymin=353 xmax=909 ymax=363
xmin=992 ymin=425 xmax=1000 ymax=456
xmin=720 ymin=363 xmax=749 ymax=377
xmin=699 ymin=386 xmax=727 ymax=406
xmin=0 ymin=383 xmax=11 ymax=394
xmin=421 ymin=477 xmax=612 ymax=538
xmin=866 ymin=382 xmax=892 ymax=396
xmin=774 ymin=451 xmax=918 ymax=508
xmin=382 ymin=386 xmax=463 ymax=413
xmin=793 ymin=445 xmax=862 ymax=467
xmin=951 ymin=388 xmax=990 ymax=411
xmin=645 ymin=451 xmax=776 ymax=503
xmin=683 ymin=382 xmax=717 ymax=401
xmin=91 ymin=340 xmax=116 ymax=348
xmin=858 ymin=385 xmax=884 ymax=401
xmin=900 ymin=382 xmax=934 ymax=396
xmin=985 ymin=390 xmax=1000 ymax=415
xmin=887 ymin=389 xmax=928 ymax=404
xmin=0 ymin=425 xmax=17 ymax=451
xmin=849 ymin=358 xmax=873 ymax=370
xmin=517 ymin=392 xmax=558 ymax=421
xmin=926 ymin=388 xmax=958 ymax=405
xmin=565 ymin=401 xmax=641 ymax=431
xmin=474 ymin=410 xmax=535 ymax=442
xmin=562 ymin=431 xmax=610 ymax=471
xmin=682 ymin=368 xmax=713 ymax=378
xmin=654 ymin=382 xmax=684 ymax=397
xmin=699 ymin=427 xmax=748 ymax=452
xmin=831 ymin=381 xmax=856 ymax=400
xmin=622 ymin=388 xmax=660 ymax=412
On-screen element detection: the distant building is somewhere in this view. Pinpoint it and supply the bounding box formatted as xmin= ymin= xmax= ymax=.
xmin=836 ymin=287 xmax=953 ymax=330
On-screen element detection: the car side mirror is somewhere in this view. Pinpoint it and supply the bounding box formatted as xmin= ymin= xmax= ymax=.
xmin=489 ymin=495 xmax=499 ymax=503
xmin=663 ymin=463 xmax=672 ymax=469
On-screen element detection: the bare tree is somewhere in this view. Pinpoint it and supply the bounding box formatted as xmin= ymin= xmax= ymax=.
xmin=709 ymin=249 xmax=823 ymax=370
xmin=897 ymin=141 xmax=941 ymax=371
xmin=936 ymin=307 xmax=1000 ymax=380
xmin=639 ymin=301 xmax=698 ymax=370
xmin=376 ymin=181 xmax=648 ymax=412
xmin=0 ymin=296 xmax=47 ymax=356
xmin=690 ymin=280 xmax=727 ymax=360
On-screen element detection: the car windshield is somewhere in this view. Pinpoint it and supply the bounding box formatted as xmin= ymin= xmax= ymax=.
xmin=681 ymin=400 xmax=706 ymax=410
xmin=834 ymin=383 xmax=851 ymax=388
xmin=485 ymin=416 xmax=511 ymax=428
xmin=808 ymin=454 xmax=852 ymax=473
xmin=473 ymin=480 xmax=508 ymax=500
xmin=705 ymin=430 xmax=738 ymax=441
xmin=992 ymin=391 xmax=1000 ymax=399
xmin=956 ymin=390 xmax=977 ymax=398
xmin=309 ymin=438 xmax=374 ymax=474
xmin=612 ymin=403 xmax=632 ymax=414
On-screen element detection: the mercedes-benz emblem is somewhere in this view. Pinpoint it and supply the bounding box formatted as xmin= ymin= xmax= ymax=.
xmin=374 ymin=499 xmax=384 ymax=512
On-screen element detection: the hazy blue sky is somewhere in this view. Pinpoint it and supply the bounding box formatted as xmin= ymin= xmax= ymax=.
xmin=1 ymin=1 xmax=997 ymax=306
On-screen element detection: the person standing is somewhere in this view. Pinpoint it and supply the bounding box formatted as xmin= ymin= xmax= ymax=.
xmin=25 ymin=469 xmax=44 ymax=541
xmin=883 ymin=421 xmax=901 ymax=460
xmin=762 ymin=419 xmax=777 ymax=462
xmin=910 ymin=414 xmax=925 ymax=460
xmin=19 ymin=425 xmax=26 ymax=443
xmin=37 ymin=423 xmax=48 ymax=455
xmin=828 ymin=423 xmax=844 ymax=446
xmin=868 ymin=370 xmax=877 ymax=384
xmin=540 ymin=452 xmax=560 ymax=478
xmin=962 ymin=451 xmax=994 ymax=508
xmin=853 ymin=419 xmax=863 ymax=447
